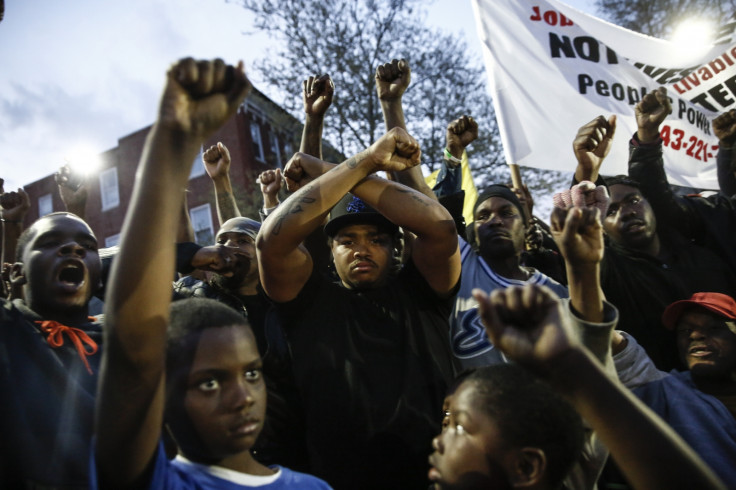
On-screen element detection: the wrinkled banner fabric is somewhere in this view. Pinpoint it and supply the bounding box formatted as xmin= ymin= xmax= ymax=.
xmin=472 ymin=0 xmax=736 ymax=188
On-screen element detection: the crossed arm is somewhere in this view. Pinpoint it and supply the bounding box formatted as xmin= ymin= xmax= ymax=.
xmin=256 ymin=129 xmax=460 ymax=303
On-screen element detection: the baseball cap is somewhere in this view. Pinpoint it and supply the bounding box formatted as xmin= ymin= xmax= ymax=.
xmin=662 ymin=292 xmax=736 ymax=329
xmin=216 ymin=217 xmax=261 ymax=241
xmin=323 ymin=193 xmax=398 ymax=238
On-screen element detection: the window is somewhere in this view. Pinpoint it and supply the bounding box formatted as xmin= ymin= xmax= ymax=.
xmin=99 ymin=167 xmax=120 ymax=211
xmin=269 ymin=132 xmax=282 ymax=167
xmin=38 ymin=193 xmax=53 ymax=217
xmin=189 ymin=146 xmax=205 ymax=179
xmin=189 ymin=203 xmax=214 ymax=246
xmin=105 ymin=234 xmax=120 ymax=248
xmin=283 ymin=141 xmax=293 ymax=162
xmin=250 ymin=119 xmax=264 ymax=161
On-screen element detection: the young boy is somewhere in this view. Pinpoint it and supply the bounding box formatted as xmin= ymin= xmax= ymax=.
xmin=427 ymin=282 xmax=724 ymax=489
xmin=92 ymin=58 xmax=329 ymax=489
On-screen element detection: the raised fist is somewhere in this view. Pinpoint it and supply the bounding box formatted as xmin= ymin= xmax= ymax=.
xmin=473 ymin=284 xmax=576 ymax=371
xmin=303 ymin=74 xmax=334 ymax=118
xmin=573 ymin=115 xmax=616 ymax=181
xmin=0 ymin=188 xmax=30 ymax=222
xmin=375 ymin=59 xmax=411 ymax=101
xmin=446 ymin=115 xmax=479 ymax=160
xmin=713 ymin=109 xmax=736 ymax=148
xmin=635 ymin=87 xmax=671 ymax=143
xmin=258 ymin=168 xmax=282 ymax=208
xmin=203 ymin=142 xmax=232 ymax=181
xmin=364 ymin=127 xmax=421 ymax=173
xmin=158 ymin=58 xmax=252 ymax=139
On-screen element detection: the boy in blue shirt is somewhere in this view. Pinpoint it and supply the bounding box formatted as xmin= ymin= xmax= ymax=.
xmin=91 ymin=57 xmax=329 ymax=490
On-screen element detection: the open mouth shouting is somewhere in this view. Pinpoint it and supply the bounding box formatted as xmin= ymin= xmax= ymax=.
xmin=55 ymin=260 xmax=87 ymax=293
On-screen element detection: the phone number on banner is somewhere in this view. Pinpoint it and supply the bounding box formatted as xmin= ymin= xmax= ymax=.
xmin=660 ymin=125 xmax=719 ymax=163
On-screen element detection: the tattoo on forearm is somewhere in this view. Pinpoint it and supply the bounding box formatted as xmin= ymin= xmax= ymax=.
xmin=217 ymin=192 xmax=237 ymax=218
xmin=272 ymin=185 xmax=316 ymax=235
xmin=345 ymin=154 xmax=367 ymax=169
xmin=394 ymin=187 xmax=430 ymax=207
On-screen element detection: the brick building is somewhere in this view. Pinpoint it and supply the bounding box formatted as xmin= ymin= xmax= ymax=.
xmin=19 ymin=87 xmax=342 ymax=247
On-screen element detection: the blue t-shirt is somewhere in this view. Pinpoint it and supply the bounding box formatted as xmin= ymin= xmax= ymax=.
xmin=90 ymin=442 xmax=332 ymax=490
xmin=451 ymin=238 xmax=568 ymax=369
xmin=633 ymin=371 xmax=736 ymax=486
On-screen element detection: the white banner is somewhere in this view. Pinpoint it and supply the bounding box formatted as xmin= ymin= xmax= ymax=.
xmin=472 ymin=0 xmax=736 ymax=189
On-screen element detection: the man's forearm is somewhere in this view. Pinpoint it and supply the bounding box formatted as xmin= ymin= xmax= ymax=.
xmin=566 ymin=263 xmax=604 ymax=324
xmin=300 ymin=115 xmax=324 ymax=159
xmin=380 ymin=98 xmax=435 ymax=199
xmin=212 ymin=176 xmax=241 ymax=224
xmin=261 ymin=153 xmax=374 ymax=252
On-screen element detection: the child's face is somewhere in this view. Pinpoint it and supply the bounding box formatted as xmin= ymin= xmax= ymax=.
xmin=183 ymin=325 xmax=266 ymax=460
xmin=428 ymin=381 xmax=513 ymax=490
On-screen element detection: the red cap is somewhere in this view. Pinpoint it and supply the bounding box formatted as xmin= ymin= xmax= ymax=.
xmin=662 ymin=292 xmax=736 ymax=329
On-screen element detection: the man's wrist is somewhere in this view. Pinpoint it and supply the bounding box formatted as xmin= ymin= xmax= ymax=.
xmin=446 ymin=143 xmax=464 ymax=161
xmin=636 ymin=128 xmax=661 ymax=145
xmin=305 ymin=113 xmax=325 ymax=123
xmin=444 ymin=147 xmax=463 ymax=167
xmin=263 ymin=197 xmax=279 ymax=210
xmin=379 ymin=95 xmax=402 ymax=104
xmin=348 ymin=149 xmax=378 ymax=175
xmin=212 ymin=177 xmax=232 ymax=192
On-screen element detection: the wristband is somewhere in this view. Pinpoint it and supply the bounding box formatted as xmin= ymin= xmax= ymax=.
xmin=443 ymin=148 xmax=462 ymax=167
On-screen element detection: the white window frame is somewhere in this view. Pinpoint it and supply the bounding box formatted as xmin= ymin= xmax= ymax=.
xmin=38 ymin=193 xmax=53 ymax=217
xmin=99 ymin=167 xmax=120 ymax=211
xmin=269 ymin=131 xmax=282 ymax=168
xmin=250 ymin=119 xmax=264 ymax=162
xmin=189 ymin=203 xmax=215 ymax=246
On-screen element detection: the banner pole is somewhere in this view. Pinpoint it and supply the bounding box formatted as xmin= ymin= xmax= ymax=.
xmin=509 ymin=163 xmax=523 ymax=189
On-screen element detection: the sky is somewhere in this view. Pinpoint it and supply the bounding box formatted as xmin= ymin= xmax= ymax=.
xmin=0 ymin=0 xmax=600 ymax=191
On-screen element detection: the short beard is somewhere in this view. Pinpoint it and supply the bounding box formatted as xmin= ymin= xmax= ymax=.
xmin=211 ymin=272 xmax=245 ymax=292
xmin=478 ymin=240 xmax=517 ymax=261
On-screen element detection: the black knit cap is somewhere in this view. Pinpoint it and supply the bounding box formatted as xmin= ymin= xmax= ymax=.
xmin=324 ymin=193 xmax=399 ymax=237
xmin=602 ymin=174 xmax=641 ymax=189
xmin=473 ymin=184 xmax=525 ymax=219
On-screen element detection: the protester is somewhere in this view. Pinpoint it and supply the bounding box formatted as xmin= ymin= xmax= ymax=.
xmin=428 ymin=117 xmax=567 ymax=370
xmin=562 ymin=91 xmax=736 ymax=370
xmin=0 ymin=211 xmax=102 ymax=488
xmin=627 ymin=102 xmax=736 ymax=278
xmin=94 ymin=57 xmax=330 ymax=490
xmin=256 ymin=120 xmax=460 ymax=487
xmin=610 ymin=291 xmax=736 ymax=486
xmin=173 ymin=217 xmax=270 ymax=353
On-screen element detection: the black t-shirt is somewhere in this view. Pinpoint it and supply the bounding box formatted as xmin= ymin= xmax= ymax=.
xmin=0 ymin=299 xmax=102 ymax=489
xmin=173 ymin=277 xmax=272 ymax=356
xmin=272 ymin=261 xmax=458 ymax=490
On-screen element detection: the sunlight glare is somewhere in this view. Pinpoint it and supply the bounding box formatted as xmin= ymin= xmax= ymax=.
xmin=671 ymin=18 xmax=713 ymax=56
xmin=64 ymin=145 xmax=101 ymax=176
